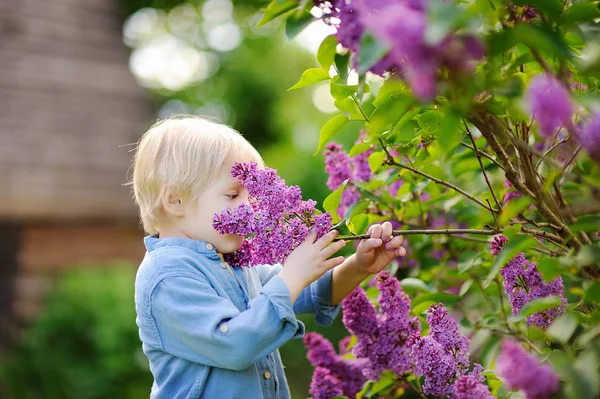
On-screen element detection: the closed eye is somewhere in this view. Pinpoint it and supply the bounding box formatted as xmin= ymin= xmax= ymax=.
xmin=226 ymin=194 xmax=239 ymax=199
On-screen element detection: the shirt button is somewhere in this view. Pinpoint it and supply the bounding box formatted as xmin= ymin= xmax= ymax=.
xmin=263 ymin=371 xmax=271 ymax=379
xmin=206 ymin=243 xmax=214 ymax=250
xmin=219 ymin=323 xmax=228 ymax=333
xmin=220 ymin=261 xmax=229 ymax=269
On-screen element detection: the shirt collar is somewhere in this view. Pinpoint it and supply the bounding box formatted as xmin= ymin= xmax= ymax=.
xmin=144 ymin=235 xmax=221 ymax=260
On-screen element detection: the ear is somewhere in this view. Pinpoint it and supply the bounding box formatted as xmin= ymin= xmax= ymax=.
xmin=160 ymin=188 xmax=185 ymax=217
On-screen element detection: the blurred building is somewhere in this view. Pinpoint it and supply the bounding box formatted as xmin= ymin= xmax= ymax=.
xmin=0 ymin=0 xmax=153 ymax=352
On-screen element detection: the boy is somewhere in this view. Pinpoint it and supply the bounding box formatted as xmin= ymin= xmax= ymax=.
xmin=131 ymin=115 xmax=405 ymax=398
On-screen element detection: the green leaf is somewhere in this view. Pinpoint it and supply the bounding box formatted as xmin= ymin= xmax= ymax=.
xmin=373 ymin=78 xmax=405 ymax=107
xmin=349 ymin=143 xmax=372 ymax=157
xmin=334 ymin=97 xmax=365 ymax=120
xmin=459 ymin=279 xmax=474 ymax=297
xmin=323 ymin=180 xmax=349 ymax=224
xmin=368 ymin=95 xmax=412 ymax=137
xmin=574 ymin=244 xmax=600 ymax=268
xmin=334 ymin=53 xmax=350 ymax=83
xmin=499 ymin=196 xmax=532 ymax=225
xmin=357 ymin=32 xmax=390 ymax=74
xmin=569 ymin=215 xmax=600 ymax=233
xmin=514 ymin=23 xmax=570 ymax=59
xmin=411 ymin=292 xmax=460 ymax=309
xmin=369 ymin=371 xmax=396 ymax=396
xmin=417 ymin=111 xmax=442 ymax=134
xmin=288 ymin=68 xmax=330 ymax=91
xmin=457 ymin=250 xmax=480 ymax=274
xmin=585 ymin=282 xmax=600 ymax=304
xmin=519 ymin=295 xmax=563 ymax=317
xmin=400 ymin=278 xmax=431 ymax=295
xmin=546 ymin=312 xmax=578 ymax=343
xmin=562 ymin=2 xmax=600 ymax=23
xmin=285 ymin=8 xmax=315 ymax=39
xmin=314 ymin=114 xmax=349 ymax=155
xmin=438 ymin=113 xmax=462 ymax=157
xmin=317 ymin=35 xmax=337 ymax=69
xmin=513 ymin=0 xmax=562 ymax=20
xmin=537 ymin=258 xmax=563 ymax=282
xmin=368 ymin=151 xmax=385 ymax=173
xmin=348 ymin=214 xmax=369 ymax=235
xmin=486 ymin=235 xmax=538 ymax=285
xmin=257 ymin=0 xmax=298 ymax=27
xmin=502 ymin=224 xmax=522 ymax=239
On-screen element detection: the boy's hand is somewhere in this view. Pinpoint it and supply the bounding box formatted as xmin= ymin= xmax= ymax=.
xmin=279 ymin=230 xmax=346 ymax=304
xmin=354 ymin=221 xmax=406 ymax=275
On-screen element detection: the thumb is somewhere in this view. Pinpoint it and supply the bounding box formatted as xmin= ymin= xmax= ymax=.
xmin=358 ymin=237 xmax=382 ymax=252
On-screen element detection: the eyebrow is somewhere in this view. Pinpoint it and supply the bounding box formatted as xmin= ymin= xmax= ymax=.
xmin=226 ymin=181 xmax=242 ymax=189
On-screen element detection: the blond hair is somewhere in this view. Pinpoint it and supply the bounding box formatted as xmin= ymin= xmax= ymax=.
xmin=130 ymin=114 xmax=264 ymax=235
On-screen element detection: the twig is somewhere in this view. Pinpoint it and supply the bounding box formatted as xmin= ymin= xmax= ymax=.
xmin=334 ymin=228 xmax=500 ymax=241
xmin=460 ymin=142 xmax=506 ymax=171
xmin=464 ymin=120 xmax=503 ymax=211
xmin=535 ymin=136 xmax=570 ymax=170
xmin=379 ymin=139 xmax=500 ymax=214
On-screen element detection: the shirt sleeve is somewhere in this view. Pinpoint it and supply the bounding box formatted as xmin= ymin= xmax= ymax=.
xmin=150 ymin=273 xmax=305 ymax=371
xmin=256 ymin=264 xmax=341 ymax=326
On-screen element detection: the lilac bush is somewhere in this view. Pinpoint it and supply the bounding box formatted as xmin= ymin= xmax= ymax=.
xmin=254 ymin=0 xmax=600 ymax=396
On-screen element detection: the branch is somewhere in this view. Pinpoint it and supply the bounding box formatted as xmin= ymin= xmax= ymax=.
xmin=379 ymin=139 xmax=500 ymax=214
xmin=334 ymin=228 xmax=500 ymax=241
xmin=460 ymin=142 xmax=506 ymax=171
xmin=464 ymin=120 xmax=503 ymax=211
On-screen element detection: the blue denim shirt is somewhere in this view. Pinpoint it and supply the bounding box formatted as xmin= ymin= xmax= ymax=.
xmin=134 ymin=236 xmax=341 ymax=399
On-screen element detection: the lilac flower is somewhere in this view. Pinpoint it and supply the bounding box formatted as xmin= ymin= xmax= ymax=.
xmin=496 ymin=340 xmax=560 ymax=399
xmin=323 ymin=134 xmax=373 ymax=217
xmin=341 ymin=271 xmax=420 ymax=380
xmin=410 ymin=336 xmax=457 ymax=397
xmin=309 ymin=367 xmax=344 ymax=399
xmin=526 ymin=74 xmax=574 ymax=138
xmin=454 ymin=373 xmax=494 ymax=399
xmin=304 ymin=332 xmax=368 ymax=398
xmin=500 ymin=253 xmax=566 ymax=328
xmin=490 ymin=234 xmax=508 ymax=256
xmin=410 ymin=304 xmax=472 ymax=396
xmin=213 ymin=162 xmax=332 ymax=267
xmin=579 ymin=112 xmax=600 ymax=164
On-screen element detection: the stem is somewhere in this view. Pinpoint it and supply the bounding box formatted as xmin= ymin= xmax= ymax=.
xmin=464 ymin=120 xmax=503 ymax=212
xmin=379 ymin=139 xmax=499 ymax=213
xmin=334 ymin=228 xmax=500 ymax=241
xmin=535 ymin=136 xmax=570 ymax=171
xmin=460 ymin=142 xmax=506 ymax=171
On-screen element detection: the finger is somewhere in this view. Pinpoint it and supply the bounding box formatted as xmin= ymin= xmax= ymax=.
xmin=322 ymin=255 xmax=345 ymax=270
xmin=315 ymin=230 xmax=339 ymax=249
xmin=382 ymin=221 xmax=393 ymax=242
xmin=359 ymin=237 xmax=383 ymax=251
xmin=371 ymin=224 xmax=383 ymax=239
xmin=395 ymin=247 xmax=407 ymax=257
xmin=384 ymin=235 xmax=404 ymax=250
xmin=304 ymin=229 xmax=318 ymax=245
xmin=321 ymin=239 xmax=346 ymax=259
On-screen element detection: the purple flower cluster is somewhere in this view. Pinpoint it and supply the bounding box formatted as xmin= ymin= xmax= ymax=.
xmin=410 ymin=304 xmax=479 ymax=397
xmin=323 ymin=133 xmax=373 ymax=217
xmin=579 ymin=112 xmax=600 ymax=164
xmin=342 ymin=271 xmax=420 ymax=380
xmin=308 ymin=367 xmax=344 ymax=399
xmin=313 ymin=0 xmax=484 ymax=100
xmin=304 ymin=332 xmax=368 ymax=398
xmin=212 ymin=162 xmax=332 ymax=267
xmin=454 ymin=372 xmax=494 ymax=399
xmin=490 ymin=234 xmax=508 ymax=256
xmin=526 ymin=74 xmax=574 ymax=138
xmin=496 ymin=340 xmax=560 ymax=399
xmin=491 ymin=236 xmax=566 ymax=328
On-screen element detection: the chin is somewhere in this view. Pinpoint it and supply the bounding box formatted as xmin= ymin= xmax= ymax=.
xmin=219 ymin=235 xmax=244 ymax=254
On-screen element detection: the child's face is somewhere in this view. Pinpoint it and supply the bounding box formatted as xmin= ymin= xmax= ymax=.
xmin=180 ymin=157 xmax=250 ymax=255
